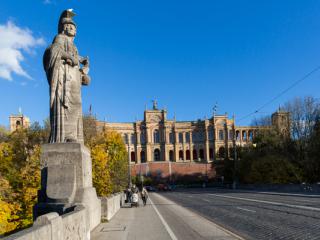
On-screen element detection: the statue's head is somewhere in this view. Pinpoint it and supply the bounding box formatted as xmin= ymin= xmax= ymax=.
xmin=58 ymin=9 xmax=76 ymax=36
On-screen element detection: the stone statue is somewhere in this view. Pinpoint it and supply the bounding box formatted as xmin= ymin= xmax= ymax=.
xmin=35 ymin=10 xmax=101 ymax=231
xmin=43 ymin=9 xmax=90 ymax=143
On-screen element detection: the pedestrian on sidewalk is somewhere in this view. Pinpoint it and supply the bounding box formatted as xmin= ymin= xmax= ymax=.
xmin=141 ymin=187 xmax=148 ymax=206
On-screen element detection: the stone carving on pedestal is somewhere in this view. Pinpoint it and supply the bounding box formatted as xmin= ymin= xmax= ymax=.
xmin=34 ymin=9 xmax=101 ymax=232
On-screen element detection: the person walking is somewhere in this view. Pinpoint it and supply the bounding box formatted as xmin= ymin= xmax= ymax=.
xmin=141 ymin=187 xmax=148 ymax=206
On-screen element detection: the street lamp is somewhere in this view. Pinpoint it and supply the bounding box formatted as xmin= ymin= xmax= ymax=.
xmin=232 ymin=115 xmax=238 ymax=190
xmin=127 ymin=134 xmax=131 ymax=187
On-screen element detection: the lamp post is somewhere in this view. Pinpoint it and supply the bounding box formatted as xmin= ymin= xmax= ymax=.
xmin=232 ymin=115 xmax=238 ymax=190
xmin=127 ymin=135 xmax=131 ymax=187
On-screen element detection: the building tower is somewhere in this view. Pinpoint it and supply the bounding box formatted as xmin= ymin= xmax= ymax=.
xmin=271 ymin=109 xmax=290 ymax=136
xmin=9 ymin=111 xmax=30 ymax=132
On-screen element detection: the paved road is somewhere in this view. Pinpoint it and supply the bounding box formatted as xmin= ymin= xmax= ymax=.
xmin=92 ymin=192 xmax=241 ymax=240
xmin=158 ymin=188 xmax=320 ymax=240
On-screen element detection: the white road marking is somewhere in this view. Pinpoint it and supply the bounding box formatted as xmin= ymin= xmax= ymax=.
xmin=209 ymin=194 xmax=320 ymax=212
xmin=149 ymin=197 xmax=178 ymax=240
xmin=256 ymin=191 xmax=320 ymax=198
xmin=203 ymin=199 xmax=211 ymax=202
xmin=236 ymin=207 xmax=256 ymax=213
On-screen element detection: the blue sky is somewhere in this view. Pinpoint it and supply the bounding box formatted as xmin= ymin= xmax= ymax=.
xmin=1 ymin=0 xmax=320 ymax=127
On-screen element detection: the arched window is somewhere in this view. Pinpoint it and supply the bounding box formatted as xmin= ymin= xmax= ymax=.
xmin=199 ymin=149 xmax=204 ymax=160
xmin=154 ymin=130 xmax=160 ymax=143
xmin=248 ymin=130 xmax=253 ymax=141
xmin=16 ymin=120 xmax=21 ymax=129
xmin=242 ymin=131 xmax=247 ymax=141
xmin=169 ymin=150 xmax=174 ymax=161
xmin=154 ymin=149 xmax=160 ymax=161
xmin=140 ymin=151 xmax=146 ymax=163
xmin=131 ymin=152 xmax=136 ymax=163
xmin=185 ymin=132 xmax=190 ymax=142
xmin=219 ymin=130 xmax=224 ymax=140
xmin=236 ymin=130 xmax=240 ymax=141
xmin=193 ymin=150 xmax=198 ymax=160
xmin=209 ymin=148 xmax=213 ymax=160
xmin=218 ymin=147 xmax=225 ymax=158
xmin=179 ymin=150 xmax=184 ymax=160
xmin=186 ymin=150 xmax=190 ymax=160
xmin=179 ymin=133 xmax=183 ymax=143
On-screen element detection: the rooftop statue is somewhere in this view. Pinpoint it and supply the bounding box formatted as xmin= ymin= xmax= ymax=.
xmin=43 ymin=9 xmax=90 ymax=143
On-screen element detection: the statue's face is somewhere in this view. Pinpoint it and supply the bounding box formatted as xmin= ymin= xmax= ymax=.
xmin=63 ymin=23 xmax=76 ymax=37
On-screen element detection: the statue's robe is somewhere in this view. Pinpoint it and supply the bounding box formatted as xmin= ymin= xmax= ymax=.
xmin=43 ymin=34 xmax=84 ymax=143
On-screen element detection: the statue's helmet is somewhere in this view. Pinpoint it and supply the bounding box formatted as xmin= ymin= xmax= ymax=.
xmin=58 ymin=9 xmax=76 ymax=33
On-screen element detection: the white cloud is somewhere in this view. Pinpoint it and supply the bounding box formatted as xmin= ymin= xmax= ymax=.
xmin=0 ymin=21 xmax=45 ymax=81
xmin=43 ymin=0 xmax=52 ymax=4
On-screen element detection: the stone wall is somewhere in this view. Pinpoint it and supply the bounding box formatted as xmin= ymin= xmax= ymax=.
xmin=4 ymin=205 xmax=90 ymax=240
xmin=131 ymin=162 xmax=215 ymax=181
xmin=100 ymin=192 xmax=124 ymax=221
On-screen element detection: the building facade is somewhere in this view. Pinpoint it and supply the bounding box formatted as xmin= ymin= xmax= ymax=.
xmin=9 ymin=114 xmax=30 ymax=132
xmin=97 ymin=103 xmax=289 ymax=165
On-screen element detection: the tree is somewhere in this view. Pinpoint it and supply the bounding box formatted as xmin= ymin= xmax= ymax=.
xmin=83 ymin=114 xmax=98 ymax=147
xmin=91 ymin=130 xmax=128 ymax=196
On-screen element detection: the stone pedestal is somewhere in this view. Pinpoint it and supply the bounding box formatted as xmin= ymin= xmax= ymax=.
xmin=34 ymin=143 xmax=101 ymax=231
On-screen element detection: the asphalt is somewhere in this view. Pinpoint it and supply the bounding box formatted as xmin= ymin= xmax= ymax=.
xmin=160 ymin=188 xmax=320 ymax=240
xmin=91 ymin=192 xmax=241 ymax=240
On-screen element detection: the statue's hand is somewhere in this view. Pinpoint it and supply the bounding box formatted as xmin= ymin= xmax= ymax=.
xmin=80 ymin=56 xmax=89 ymax=66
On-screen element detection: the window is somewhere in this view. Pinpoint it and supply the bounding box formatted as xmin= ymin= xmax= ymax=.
xmin=219 ymin=130 xmax=224 ymax=140
xmin=198 ymin=131 xmax=204 ymax=142
xmin=179 ymin=150 xmax=184 ymax=160
xmin=186 ymin=150 xmax=190 ymax=160
xmin=249 ymin=130 xmax=253 ymax=141
xmin=140 ymin=151 xmax=146 ymax=163
xmin=169 ymin=150 xmax=174 ymax=161
xmin=179 ymin=133 xmax=183 ymax=143
xmin=199 ymin=149 xmax=204 ymax=160
xmin=242 ymin=131 xmax=247 ymax=141
xmin=131 ymin=134 xmax=136 ymax=144
xmin=209 ymin=148 xmax=213 ymax=160
xmin=236 ymin=130 xmax=240 ymax=141
xmin=193 ymin=150 xmax=198 ymax=160
xmin=169 ymin=132 xmax=174 ymax=144
xmin=185 ymin=132 xmax=190 ymax=142
xmin=218 ymin=147 xmax=225 ymax=158
xmin=154 ymin=130 xmax=160 ymax=143
xmin=131 ymin=152 xmax=136 ymax=162
xmin=154 ymin=149 xmax=161 ymax=161
xmin=192 ymin=131 xmax=198 ymax=143
xmin=140 ymin=132 xmax=146 ymax=144
xmin=208 ymin=128 xmax=214 ymax=141
xmin=123 ymin=134 xmax=128 ymax=144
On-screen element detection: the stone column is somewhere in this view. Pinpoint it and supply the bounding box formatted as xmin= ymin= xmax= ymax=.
xmin=146 ymin=127 xmax=152 ymax=162
xmin=205 ymin=124 xmax=210 ymax=163
xmin=174 ymin=132 xmax=179 ymax=162
xmin=136 ymin=130 xmax=141 ymax=163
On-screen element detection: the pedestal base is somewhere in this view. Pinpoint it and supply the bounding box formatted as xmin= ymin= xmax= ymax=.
xmin=34 ymin=143 xmax=101 ymax=230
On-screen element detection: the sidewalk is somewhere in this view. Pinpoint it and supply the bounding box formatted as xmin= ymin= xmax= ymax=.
xmin=91 ymin=193 xmax=242 ymax=240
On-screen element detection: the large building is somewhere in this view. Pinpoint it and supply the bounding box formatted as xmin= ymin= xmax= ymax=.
xmin=97 ymin=102 xmax=289 ymax=164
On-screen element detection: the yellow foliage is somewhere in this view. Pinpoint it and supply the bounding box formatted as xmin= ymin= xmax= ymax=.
xmin=91 ymin=130 xmax=128 ymax=196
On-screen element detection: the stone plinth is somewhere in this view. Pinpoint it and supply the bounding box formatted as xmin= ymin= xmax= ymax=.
xmin=34 ymin=143 xmax=101 ymax=231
